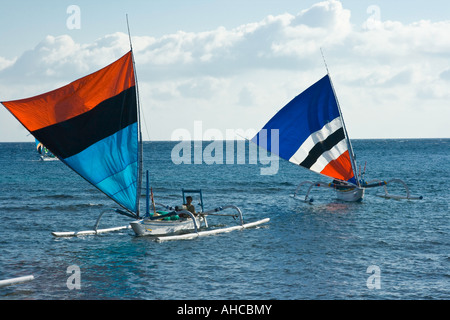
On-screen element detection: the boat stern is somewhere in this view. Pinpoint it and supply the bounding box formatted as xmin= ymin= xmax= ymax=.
xmin=129 ymin=220 xmax=147 ymax=236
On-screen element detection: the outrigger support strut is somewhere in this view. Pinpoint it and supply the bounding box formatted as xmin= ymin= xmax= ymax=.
xmin=200 ymin=205 xmax=244 ymax=226
xmin=371 ymin=178 xmax=423 ymax=200
xmin=176 ymin=210 xmax=199 ymax=233
xmin=94 ymin=210 xmax=108 ymax=232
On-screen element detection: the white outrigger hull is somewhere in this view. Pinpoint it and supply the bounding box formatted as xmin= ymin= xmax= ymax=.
xmin=40 ymin=155 xmax=58 ymax=161
xmin=293 ymin=179 xmax=421 ymax=203
xmin=335 ymin=187 xmax=364 ymax=202
xmin=130 ymin=216 xmax=204 ymax=236
xmin=129 ymin=204 xmax=270 ymax=240
xmin=294 ymin=181 xmax=365 ymax=203
xmin=130 ymin=217 xmax=270 ymax=241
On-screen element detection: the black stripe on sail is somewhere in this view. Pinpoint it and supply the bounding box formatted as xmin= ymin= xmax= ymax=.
xmin=299 ymin=127 xmax=346 ymax=169
xmin=32 ymin=86 xmax=137 ymax=159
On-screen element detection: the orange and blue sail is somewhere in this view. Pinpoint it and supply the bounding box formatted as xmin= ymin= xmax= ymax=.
xmin=252 ymin=75 xmax=357 ymax=185
xmin=1 ymin=51 xmax=140 ymax=214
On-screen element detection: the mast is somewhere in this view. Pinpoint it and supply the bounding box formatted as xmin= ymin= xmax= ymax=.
xmin=127 ymin=14 xmax=144 ymax=217
xmin=320 ymin=48 xmax=360 ymax=187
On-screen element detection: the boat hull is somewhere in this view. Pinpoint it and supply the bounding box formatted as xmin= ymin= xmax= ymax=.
xmin=335 ymin=187 xmax=364 ymax=202
xmin=40 ymin=156 xmax=58 ymax=161
xmin=130 ymin=217 xmax=203 ymax=236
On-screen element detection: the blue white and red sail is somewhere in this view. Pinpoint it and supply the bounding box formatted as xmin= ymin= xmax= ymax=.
xmin=1 ymin=51 xmax=141 ymax=214
xmin=252 ymin=75 xmax=358 ymax=185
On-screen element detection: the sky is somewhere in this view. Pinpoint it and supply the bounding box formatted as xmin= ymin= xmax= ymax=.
xmin=0 ymin=0 xmax=449 ymax=141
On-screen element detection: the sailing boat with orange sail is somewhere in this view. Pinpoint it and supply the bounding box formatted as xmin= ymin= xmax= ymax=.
xmin=1 ymin=30 xmax=269 ymax=240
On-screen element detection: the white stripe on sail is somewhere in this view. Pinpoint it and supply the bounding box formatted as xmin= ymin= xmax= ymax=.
xmin=310 ymin=139 xmax=348 ymax=173
xmin=288 ymin=117 xmax=343 ymax=166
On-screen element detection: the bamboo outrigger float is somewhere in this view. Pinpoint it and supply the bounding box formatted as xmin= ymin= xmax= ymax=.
xmin=0 ymin=275 xmax=34 ymax=288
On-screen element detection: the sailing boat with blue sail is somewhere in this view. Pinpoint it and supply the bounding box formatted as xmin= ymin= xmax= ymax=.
xmin=252 ymin=69 xmax=422 ymax=202
xmin=2 ymin=40 xmax=269 ymax=239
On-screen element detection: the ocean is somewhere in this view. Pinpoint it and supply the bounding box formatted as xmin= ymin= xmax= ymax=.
xmin=0 ymin=139 xmax=448 ymax=300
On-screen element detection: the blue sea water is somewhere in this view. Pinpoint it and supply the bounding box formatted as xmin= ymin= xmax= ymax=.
xmin=0 ymin=139 xmax=448 ymax=300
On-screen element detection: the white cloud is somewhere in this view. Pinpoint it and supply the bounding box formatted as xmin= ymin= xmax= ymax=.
xmin=0 ymin=0 xmax=353 ymax=85
xmin=0 ymin=56 xmax=16 ymax=71
xmin=1 ymin=0 xmax=449 ymax=140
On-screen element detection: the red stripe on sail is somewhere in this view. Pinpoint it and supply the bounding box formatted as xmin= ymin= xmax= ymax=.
xmin=2 ymin=51 xmax=135 ymax=132
xmin=320 ymin=150 xmax=355 ymax=182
